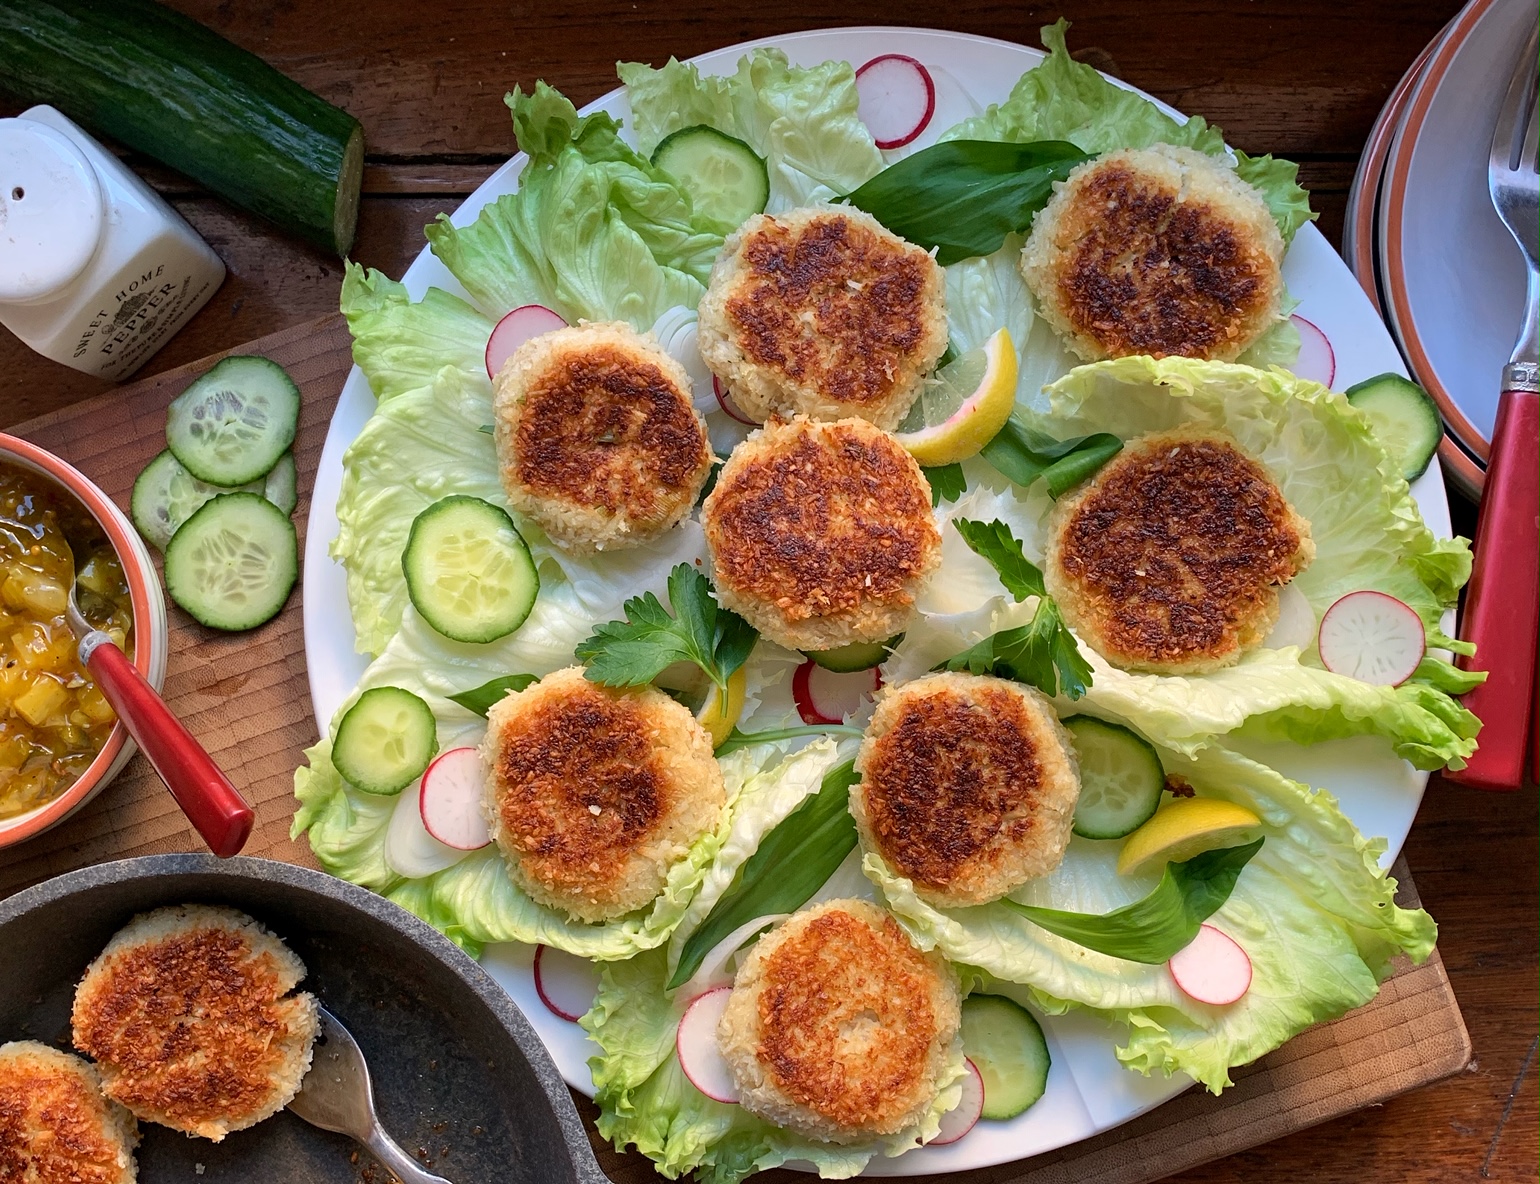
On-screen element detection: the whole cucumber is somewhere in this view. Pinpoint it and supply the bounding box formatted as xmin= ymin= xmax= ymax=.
xmin=0 ymin=0 xmax=364 ymax=254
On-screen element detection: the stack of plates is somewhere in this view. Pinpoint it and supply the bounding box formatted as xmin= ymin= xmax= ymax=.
xmin=1345 ymin=0 xmax=1537 ymax=499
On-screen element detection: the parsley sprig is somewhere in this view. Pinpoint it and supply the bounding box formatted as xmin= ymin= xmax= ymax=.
xmin=937 ymin=518 xmax=1093 ymax=700
xmin=575 ymin=564 xmax=757 ymax=691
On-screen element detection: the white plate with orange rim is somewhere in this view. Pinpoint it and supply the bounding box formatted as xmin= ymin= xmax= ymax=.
xmin=304 ymin=27 xmax=1452 ymax=1174
xmin=1378 ymin=0 xmax=1536 ymax=491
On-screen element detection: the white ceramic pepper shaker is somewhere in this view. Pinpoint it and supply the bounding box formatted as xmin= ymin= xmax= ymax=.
xmin=0 ymin=105 xmax=225 ymax=381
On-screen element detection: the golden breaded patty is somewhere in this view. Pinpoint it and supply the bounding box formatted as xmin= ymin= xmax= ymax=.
xmin=1045 ymin=429 xmax=1315 ymax=674
xmin=701 ymin=416 xmax=941 ymax=651
xmin=1021 ymin=145 xmax=1286 ymax=362
xmin=70 ymin=905 xmax=319 ymax=1142
xmin=0 ymin=1042 xmax=137 ymax=1184
xmin=853 ymin=672 xmax=1081 ymax=907
xmin=493 ymin=321 xmax=713 ymax=553
xmin=697 ymin=206 xmax=948 ymax=429
xmin=481 ymin=666 xmax=725 ymax=923
xmin=718 ymin=900 xmax=960 ymax=1144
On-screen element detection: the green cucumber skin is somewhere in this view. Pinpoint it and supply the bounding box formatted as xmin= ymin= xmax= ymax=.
xmin=0 ymin=0 xmax=363 ymax=253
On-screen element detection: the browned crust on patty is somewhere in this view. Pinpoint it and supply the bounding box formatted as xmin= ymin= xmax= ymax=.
xmin=754 ymin=907 xmax=941 ymax=1130
xmin=514 ymin=343 xmax=710 ymax=518
xmin=726 ymin=212 xmax=937 ymax=409
xmin=483 ymin=669 xmax=724 ymax=920
xmin=1047 ymin=430 xmax=1313 ymax=672
xmin=702 ymin=417 xmax=940 ymax=648
xmin=1023 ymin=148 xmax=1284 ymax=362
xmin=71 ymin=923 xmax=313 ymax=1138
xmin=0 ymin=1045 xmax=135 ymax=1184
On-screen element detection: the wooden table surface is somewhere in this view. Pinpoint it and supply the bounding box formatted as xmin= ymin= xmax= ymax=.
xmin=1 ymin=3 xmax=1534 ymax=1182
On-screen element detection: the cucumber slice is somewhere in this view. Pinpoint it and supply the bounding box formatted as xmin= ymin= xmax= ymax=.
xmin=163 ymin=492 xmax=297 ymax=631
xmin=652 ymin=126 xmax=770 ymax=234
xmin=264 ymin=451 xmax=299 ymax=515
xmin=333 ymin=686 xmax=439 ymax=795
xmin=402 ymin=495 xmax=538 ymax=644
xmin=130 ymin=448 xmax=262 ymax=551
xmin=1067 ymin=716 xmax=1165 ymax=840
xmin=166 ymin=356 xmax=301 ymax=485
xmin=804 ymin=636 xmax=900 ymax=672
xmin=960 ymin=995 xmax=1050 ymax=1119
xmin=1343 ymin=373 xmax=1442 ymax=481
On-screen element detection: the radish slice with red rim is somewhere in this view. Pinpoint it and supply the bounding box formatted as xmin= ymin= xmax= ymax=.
xmin=1317 ymin=590 xmax=1425 ymax=686
xmin=485 ymin=304 xmax=567 ymax=380
xmin=1168 ymin=924 xmax=1252 ymax=1006
xmin=676 ymin=987 xmax=739 ymax=1103
xmin=792 ymin=659 xmax=881 ymax=725
xmin=1290 ymin=315 xmax=1336 ymax=388
xmin=533 ymin=945 xmax=603 ymax=1023
xmin=419 ymin=747 xmax=491 ymax=851
xmin=930 ymin=1058 xmax=984 ymax=1145
xmin=712 ymin=376 xmax=758 ymax=425
xmin=855 ymin=54 xmax=937 ymax=150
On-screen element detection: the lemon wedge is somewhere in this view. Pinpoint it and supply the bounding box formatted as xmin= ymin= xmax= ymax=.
xmin=1116 ymin=798 xmax=1263 ymax=877
xmin=895 ymin=327 xmax=1019 ymax=467
xmin=697 ymin=665 xmax=748 ymax=748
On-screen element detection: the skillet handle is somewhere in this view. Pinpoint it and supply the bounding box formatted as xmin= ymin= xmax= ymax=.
xmin=1446 ymin=386 xmax=1538 ymax=790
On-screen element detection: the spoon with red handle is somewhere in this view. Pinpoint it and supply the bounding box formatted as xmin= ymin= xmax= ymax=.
xmin=65 ymin=589 xmax=254 ymax=857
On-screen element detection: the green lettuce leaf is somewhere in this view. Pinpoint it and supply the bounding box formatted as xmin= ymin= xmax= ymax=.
xmin=340 ymin=264 xmax=493 ymax=404
xmin=425 ymin=83 xmax=717 ymax=327
xmin=619 ymin=50 xmax=885 ymax=212
xmin=867 ymin=739 xmax=1435 ymax=1093
xmin=1023 ymin=355 xmax=1477 ymax=768
xmin=942 ymin=19 xmax=1314 ymax=244
xmin=583 ymin=945 xmax=966 ymax=1183
xmin=291 ymin=739 xmax=399 ymax=894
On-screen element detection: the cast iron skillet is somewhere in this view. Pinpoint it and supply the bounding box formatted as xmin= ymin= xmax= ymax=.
xmin=0 ymin=855 xmax=611 ymax=1183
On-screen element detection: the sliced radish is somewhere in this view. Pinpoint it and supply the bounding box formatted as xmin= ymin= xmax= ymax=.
xmin=485 ymin=304 xmax=567 ymax=380
xmin=712 ymin=376 xmax=758 ymax=425
xmin=855 ymin=54 xmax=937 ymax=150
xmin=384 ymin=778 xmax=469 ymax=879
xmin=533 ymin=945 xmax=603 ymax=1023
xmin=676 ymin=987 xmax=739 ymax=1104
xmin=419 ymin=747 xmax=491 ymax=851
xmin=1168 ymin=924 xmax=1253 ymax=1006
xmin=1317 ymin=590 xmax=1426 ymax=686
xmin=930 ymin=1058 xmax=985 ymax=1145
xmin=1290 ymin=315 xmax=1336 ymax=388
xmin=1264 ymin=582 xmax=1317 ymax=652
xmin=792 ymin=658 xmax=881 ymax=725
xmin=675 ymin=914 xmax=789 ymax=1002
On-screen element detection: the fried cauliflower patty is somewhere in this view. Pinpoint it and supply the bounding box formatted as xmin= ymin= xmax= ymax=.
xmin=853 ymin=672 xmax=1080 ymax=907
xmin=1021 ymin=145 xmax=1286 ymax=362
xmin=1045 ymin=428 xmax=1314 ymax=674
xmin=718 ymin=900 xmax=961 ymax=1143
xmin=70 ymin=906 xmax=319 ymax=1142
xmin=0 ymin=1043 xmax=137 ymax=1184
xmin=492 ymin=321 xmax=713 ymax=552
xmin=701 ymin=416 xmax=941 ymax=651
xmin=697 ymin=206 xmax=948 ymax=429
xmin=481 ymin=666 xmax=725 ymax=923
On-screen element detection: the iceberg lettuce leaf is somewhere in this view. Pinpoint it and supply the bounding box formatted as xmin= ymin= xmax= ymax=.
xmin=867 ymin=740 xmax=1434 ymax=1093
xmin=620 ymin=50 xmax=885 ymax=212
xmin=1022 ymin=356 xmax=1477 ymax=767
xmin=942 ymin=19 xmax=1313 ymax=243
xmin=339 ymin=264 xmax=492 ymax=403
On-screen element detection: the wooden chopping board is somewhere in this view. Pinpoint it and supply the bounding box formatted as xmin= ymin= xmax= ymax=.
xmin=0 ymin=315 xmax=1472 ymax=1184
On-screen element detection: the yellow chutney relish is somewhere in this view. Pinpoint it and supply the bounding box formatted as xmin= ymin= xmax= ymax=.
xmin=0 ymin=462 xmax=133 ymax=820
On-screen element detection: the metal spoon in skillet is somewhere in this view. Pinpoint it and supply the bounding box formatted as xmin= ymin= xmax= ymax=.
xmin=61 ymin=530 xmax=253 ymax=857
xmin=289 ymin=1006 xmax=456 ymax=1184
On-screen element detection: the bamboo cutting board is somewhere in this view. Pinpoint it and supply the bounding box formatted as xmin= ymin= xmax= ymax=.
xmin=0 ymin=315 xmax=1472 ymax=1184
